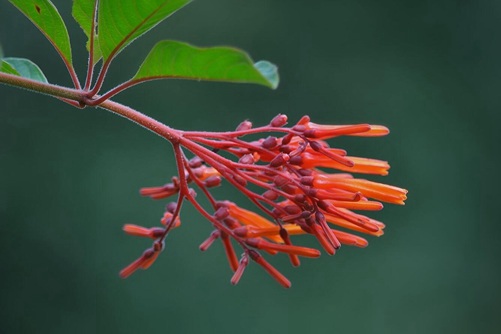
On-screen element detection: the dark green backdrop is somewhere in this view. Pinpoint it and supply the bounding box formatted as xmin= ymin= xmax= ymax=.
xmin=1 ymin=0 xmax=499 ymax=333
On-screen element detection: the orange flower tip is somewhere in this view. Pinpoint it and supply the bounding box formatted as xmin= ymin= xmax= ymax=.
xmin=247 ymin=238 xmax=321 ymax=258
xmin=139 ymin=184 xmax=178 ymax=199
xmin=311 ymin=224 xmax=336 ymax=255
xmin=221 ymin=234 xmax=239 ymax=271
xmin=356 ymin=240 xmax=369 ymax=248
xmin=249 ymin=250 xmax=291 ymax=288
xmin=123 ymin=224 xmax=164 ymax=239
xmin=298 ymin=115 xmax=311 ymax=125
xmin=139 ymin=186 xmax=162 ymax=196
xmin=141 ymin=251 xmax=160 ymax=270
xmin=367 ymin=125 xmax=390 ymax=136
xmin=290 ymin=255 xmax=301 ymax=267
xmin=119 ymin=248 xmax=156 ymax=279
xmin=119 ymin=266 xmax=136 ymax=279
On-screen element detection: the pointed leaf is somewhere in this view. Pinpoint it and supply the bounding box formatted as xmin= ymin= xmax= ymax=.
xmin=72 ymin=0 xmax=102 ymax=64
xmin=133 ymin=41 xmax=279 ymax=89
xmin=98 ymin=0 xmax=191 ymax=61
xmin=8 ymin=0 xmax=73 ymax=66
xmin=1 ymin=57 xmax=48 ymax=83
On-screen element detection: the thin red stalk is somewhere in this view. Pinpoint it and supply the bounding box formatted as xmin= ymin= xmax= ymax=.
xmin=86 ymin=79 xmax=145 ymax=105
xmin=181 ymin=153 xmax=218 ymax=209
xmin=189 ymin=147 xmax=291 ymax=222
xmin=173 ymin=146 xmax=221 ymax=224
xmin=88 ymin=56 xmax=112 ymax=97
xmin=88 ymin=4 xmax=171 ymax=97
xmin=84 ymin=0 xmax=99 ymax=91
xmin=183 ymin=126 xmax=300 ymax=140
xmin=180 ymin=142 xmax=283 ymax=218
xmin=172 ymin=145 xmax=247 ymax=248
xmin=158 ymin=192 xmax=185 ymax=243
xmin=33 ymin=27 xmax=81 ymax=89
xmin=58 ymin=97 xmax=84 ymax=108
xmin=66 ymin=61 xmax=81 ymax=90
xmin=0 ymin=72 xmax=83 ymax=101
xmin=188 ymin=137 xmax=240 ymax=150
xmin=190 ymin=135 xmax=277 ymax=159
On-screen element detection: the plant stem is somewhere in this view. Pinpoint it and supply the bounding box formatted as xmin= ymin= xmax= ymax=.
xmin=0 ymin=72 xmax=83 ymax=101
xmin=0 ymin=72 xmax=182 ymax=143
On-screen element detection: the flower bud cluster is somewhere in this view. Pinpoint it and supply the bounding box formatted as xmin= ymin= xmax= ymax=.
xmin=120 ymin=114 xmax=407 ymax=286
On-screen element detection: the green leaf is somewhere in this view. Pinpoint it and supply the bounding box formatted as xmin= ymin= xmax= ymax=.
xmin=1 ymin=57 xmax=48 ymax=83
xmin=8 ymin=0 xmax=73 ymax=66
xmin=98 ymin=0 xmax=191 ymax=61
xmin=133 ymin=41 xmax=279 ymax=89
xmin=0 ymin=60 xmax=21 ymax=76
xmin=72 ymin=0 xmax=102 ymax=64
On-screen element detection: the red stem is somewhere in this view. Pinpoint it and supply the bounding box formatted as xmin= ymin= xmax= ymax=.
xmin=84 ymin=0 xmax=100 ymax=91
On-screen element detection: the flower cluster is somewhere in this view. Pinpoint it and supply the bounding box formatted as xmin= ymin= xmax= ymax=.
xmin=120 ymin=114 xmax=407 ymax=287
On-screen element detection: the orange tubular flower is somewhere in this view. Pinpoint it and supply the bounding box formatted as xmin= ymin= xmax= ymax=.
xmin=120 ymin=114 xmax=407 ymax=287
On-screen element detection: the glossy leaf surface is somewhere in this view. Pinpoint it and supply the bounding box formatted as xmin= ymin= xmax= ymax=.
xmin=72 ymin=0 xmax=102 ymax=63
xmin=1 ymin=58 xmax=48 ymax=83
xmin=98 ymin=0 xmax=191 ymax=60
xmin=8 ymin=0 xmax=73 ymax=66
xmin=133 ymin=41 xmax=279 ymax=89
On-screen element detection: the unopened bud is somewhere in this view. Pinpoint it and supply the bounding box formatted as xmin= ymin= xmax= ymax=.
xmin=289 ymin=156 xmax=303 ymax=166
xmin=281 ymin=184 xmax=297 ymax=194
xmin=238 ymin=154 xmax=255 ymax=165
xmin=270 ymin=153 xmax=290 ymax=168
xmin=284 ymin=205 xmax=301 ymax=215
xmin=236 ymin=120 xmax=252 ymax=132
xmin=214 ymin=206 xmax=230 ymax=220
xmin=153 ymin=240 xmax=164 ymax=252
xmin=262 ymin=136 xmax=278 ymax=149
xmin=204 ymin=175 xmax=222 ymax=188
xmin=309 ymin=140 xmax=323 ymax=152
xmin=165 ymin=202 xmax=177 ymax=213
xmin=270 ymin=114 xmax=288 ymax=127
xmin=263 ymin=190 xmax=279 ymax=201
xmin=273 ymin=175 xmax=289 ymax=187
xmin=223 ymin=217 xmax=239 ymax=228
xmin=281 ymin=134 xmax=294 ymax=145
xmin=298 ymin=169 xmax=313 ymax=176
xmin=188 ymin=156 xmax=203 ymax=168
xmin=279 ymin=145 xmax=292 ymax=154
xmin=292 ymin=124 xmax=306 ymax=132
xmin=300 ymin=176 xmax=314 ymax=186
xmin=294 ymin=194 xmax=306 ymax=203
xmin=297 ymin=115 xmax=311 ymax=125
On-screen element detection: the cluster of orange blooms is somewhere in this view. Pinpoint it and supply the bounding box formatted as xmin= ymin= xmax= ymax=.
xmin=120 ymin=114 xmax=407 ymax=287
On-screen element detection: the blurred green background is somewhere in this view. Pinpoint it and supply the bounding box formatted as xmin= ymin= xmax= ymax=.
xmin=1 ymin=0 xmax=500 ymax=333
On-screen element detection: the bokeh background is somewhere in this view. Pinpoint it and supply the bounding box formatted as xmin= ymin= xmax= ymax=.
xmin=1 ymin=0 xmax=500 ymax=333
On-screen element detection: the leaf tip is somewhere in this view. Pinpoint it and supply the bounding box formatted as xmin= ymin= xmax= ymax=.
xmin=254 ymin=60 xmax=279 ymax=89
